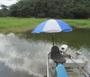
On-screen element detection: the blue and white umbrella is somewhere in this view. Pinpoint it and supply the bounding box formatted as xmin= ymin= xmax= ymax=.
xmin=32 ymin=19 xmax=73 ymax=45
xmin=32 ymin=19 xmax=72 ymax=33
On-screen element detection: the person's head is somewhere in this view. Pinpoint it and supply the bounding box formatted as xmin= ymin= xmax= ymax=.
xmin=51 ymin=46 xmax=60 ymax=60
xmin=51 ymin=46 xmax=59 ymax=53
xmin=59 ymin=44 xmax=68 ymax=53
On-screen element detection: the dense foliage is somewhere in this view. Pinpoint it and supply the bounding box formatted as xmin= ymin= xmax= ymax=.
xmin=0 ymin=0 xmax=90 ymax=18
xmin=0 ymin=5 xmax=9 ymax=17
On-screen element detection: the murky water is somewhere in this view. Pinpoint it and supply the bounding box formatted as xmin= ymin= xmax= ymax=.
xmin=0 ymin=33 xmax=90 ymax=77
xmin=24 ymin=28 xmax=90 ymax=48
xmin=0 ymin=33 xmax=51 ymax=77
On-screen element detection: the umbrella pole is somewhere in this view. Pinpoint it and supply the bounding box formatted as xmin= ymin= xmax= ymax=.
xmin=52 ymin=34 xmax=55 ymax=46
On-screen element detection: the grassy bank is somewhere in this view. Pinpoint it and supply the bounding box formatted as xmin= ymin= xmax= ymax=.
xmin=0 ymin=17 xmax=90 ymax=33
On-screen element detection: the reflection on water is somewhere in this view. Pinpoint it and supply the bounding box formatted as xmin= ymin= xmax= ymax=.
xmin=24 ymin=28 xmax=90 ymax=48
xmin=0 ymin=62 xmax=33 ymax=77
xmin=0 ymin=33 xmax=52 ymax=77
xmin=0 ymin=33 xmax=90 ymax=77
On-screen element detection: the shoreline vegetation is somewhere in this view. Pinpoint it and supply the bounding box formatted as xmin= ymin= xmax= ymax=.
xmin=0 ymin=17 xmax=90 ymax=48
xmin=0 ymin=17 xmax=90 ymax=33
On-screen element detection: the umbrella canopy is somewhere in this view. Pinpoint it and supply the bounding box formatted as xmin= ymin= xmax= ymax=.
xmin=32 ymin=19 xmax=73 ymax=46
xmin=32 ymin=19 xmax=72 ymax=33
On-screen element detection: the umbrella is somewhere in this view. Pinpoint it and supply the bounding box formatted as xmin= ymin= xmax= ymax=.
xmin=32 ymin=19 xmax=73 ymax=46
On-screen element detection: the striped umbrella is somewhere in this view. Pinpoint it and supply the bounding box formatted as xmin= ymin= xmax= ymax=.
xmin=32 ymin=19 xmax=73 ymax=45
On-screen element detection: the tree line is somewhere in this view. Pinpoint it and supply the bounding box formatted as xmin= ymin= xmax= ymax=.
xmin=0 ymin=0 xmax=90 ymax=18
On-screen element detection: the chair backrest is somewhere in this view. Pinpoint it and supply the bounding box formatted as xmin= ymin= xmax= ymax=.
xmin=56 ymin=64 xmax=68 ymax=77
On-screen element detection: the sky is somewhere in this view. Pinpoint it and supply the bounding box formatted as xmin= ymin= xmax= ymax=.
xmin=0 ymin=0 xmax=18 ymax=6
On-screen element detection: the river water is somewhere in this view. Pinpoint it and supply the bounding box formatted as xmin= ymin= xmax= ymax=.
xmin=0 ymin=33 xmax=90 ymax=77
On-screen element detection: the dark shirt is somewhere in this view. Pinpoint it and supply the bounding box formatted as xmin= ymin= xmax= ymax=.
xmin=48 ymin=51 xmax=66 ymax=64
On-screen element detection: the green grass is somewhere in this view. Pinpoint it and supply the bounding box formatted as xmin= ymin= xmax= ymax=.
xmin=63 ymin=19 xmax=90 ymax=28
xmin=0 ymin=17 xmax=46 ymax=33
xmin=0 ymin=17 xmax=90 ymax=33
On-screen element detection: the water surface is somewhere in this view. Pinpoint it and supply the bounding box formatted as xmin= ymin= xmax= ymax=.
xmin=0 ymin=28 xmax=90 ymax=77
xmin=24 ymin=28 xmax=90 ymax=48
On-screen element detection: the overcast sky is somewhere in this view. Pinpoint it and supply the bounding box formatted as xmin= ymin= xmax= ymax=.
xmin=0 ymin=0 xmax=18 ymax=6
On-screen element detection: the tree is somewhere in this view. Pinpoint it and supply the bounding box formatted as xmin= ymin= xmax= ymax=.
xmin=9 ymin=0 xmax=90 ymax=18
xmin=0 ymin=5 xmax=9 ymax=17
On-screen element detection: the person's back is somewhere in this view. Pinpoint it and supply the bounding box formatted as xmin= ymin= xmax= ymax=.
xmin=50 ymin=46 xmax=66 ymax=64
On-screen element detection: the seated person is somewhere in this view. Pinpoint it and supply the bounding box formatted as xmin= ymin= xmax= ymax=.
xmin=48 ymin=46 xmax=66 ymax=77
xmin=48 ymin=46 xmax=66 ymax=64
